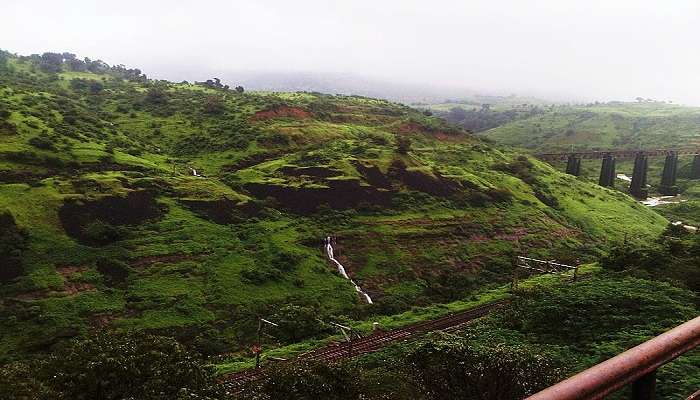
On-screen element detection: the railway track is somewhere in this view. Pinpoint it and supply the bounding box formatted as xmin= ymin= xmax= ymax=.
xmin=221 ymin=299 xmax=509 ymax=392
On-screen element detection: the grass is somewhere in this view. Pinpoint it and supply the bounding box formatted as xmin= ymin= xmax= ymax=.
xmin=0 ymin=51 xmax=671 ymax=364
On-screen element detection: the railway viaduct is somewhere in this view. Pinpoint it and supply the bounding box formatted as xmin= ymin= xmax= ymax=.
xmin=536 ymin=149 xmax=700 ymax=199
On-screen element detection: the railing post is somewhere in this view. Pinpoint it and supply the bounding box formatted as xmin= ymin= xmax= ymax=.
xmin=632 ymin=370 xmax=656 ymax=400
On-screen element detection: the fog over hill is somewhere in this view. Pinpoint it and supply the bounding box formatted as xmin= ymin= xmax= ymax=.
xmin=4 ymin=0 xmax=700 ymax=105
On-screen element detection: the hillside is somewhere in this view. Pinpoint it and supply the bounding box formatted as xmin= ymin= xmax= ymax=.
xmin=453 ymin=102 xmax=700 ymax=228
xmin=0 ymin=51 xmax=669 ymax=363
xmin=478 ymin=102 xmax=700 ymax=151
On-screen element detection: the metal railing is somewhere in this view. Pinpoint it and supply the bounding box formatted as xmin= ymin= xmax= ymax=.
xmin=526 ymin=315 xmax=700 ymax=400
xmin=512 ymin=256 xmax=578 ymax=289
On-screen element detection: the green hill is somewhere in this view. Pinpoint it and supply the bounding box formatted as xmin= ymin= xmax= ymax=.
xmin=460 ymin=101 xmax=700 ymax=227
xmin=478 ymin=102 xmax=700 ymax=151
xmin=0 ymin=51 xmax=668 ymax=361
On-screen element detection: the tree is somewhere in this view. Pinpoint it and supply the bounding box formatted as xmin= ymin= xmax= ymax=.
xmin=235 ymin=85 xmax=245 ymax=93
xmin=39 ymin=52 xmax=63 ymax=73
xmin=145 ymin=85 xmax=169 ymax=105
xmin=271 ymin=305 xmax=330 ymax=342
xmin=407 ymin=333 xmax=562 ymax=400
xmin=38 ymin=333 xmax=222 ymax=400
xmin=203 ymin=95 xmax=225 ymax=114
xmin=0 ymin=50 xmax=9 ymax=71
xmin=446 ymin=106 xmax=467 ymax=122
xmin=252 ymin=361 xmax=362 ymax=400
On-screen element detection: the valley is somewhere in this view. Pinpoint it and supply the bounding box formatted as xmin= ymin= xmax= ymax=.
xmin=0 ymin=51 xmax=698 ymax=399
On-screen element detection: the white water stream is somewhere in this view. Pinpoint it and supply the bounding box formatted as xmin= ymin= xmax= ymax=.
xmin=325 ymin=237 xmax=373 ymax=304
xmin=616 ymin=173 xmax=632 ymax=183
xmin=641 ymin=196 xmax=686 ymax=207
xmin=672 ymin=221 xmax=698 ymax=232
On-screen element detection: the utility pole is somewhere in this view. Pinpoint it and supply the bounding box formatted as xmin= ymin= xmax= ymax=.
xmin=330 ymin=321 xmax=359 ymax=357
xmin=254 ymin=317 xmax=278 ymax=369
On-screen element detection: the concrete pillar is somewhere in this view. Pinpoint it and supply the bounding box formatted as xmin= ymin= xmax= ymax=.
xmin=566 ymin=154 xmax=582 ymax=176
xmin=659 ymin=152 xmax=679 ymax=196
xmin=691 ymin=154 xmax=700 ymax=180
xmin=630 ymin=152 xmax=648 ymax=199
xmin=598 ymin=154 xmax=616 ymax=187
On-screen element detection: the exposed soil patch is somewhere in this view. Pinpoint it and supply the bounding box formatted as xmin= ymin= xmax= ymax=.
xmin=62 ymin=282 xmax=96 ymax=295
xmin=180 ymin=198 xmax=259 ymax=224
xmin=250 ymin=106 xmax=312 ymax=121
xmin=89 ymin=313 xmax=118 ymax=329
xmin=56 ymin=265 xmax=87 ymax=278
xmin=11 ymin=290 xmax=49 ymax=301
xmin=59 ymin=190 xmax=166 ymax=245
xmin=245 ymin=180 xmax=393 ymax=214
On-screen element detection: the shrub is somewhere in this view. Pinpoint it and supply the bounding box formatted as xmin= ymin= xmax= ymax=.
xmin=271 ymin=305 xmax=330 ymax=342
xmin=240 ymin=265 xmax=282 ymax=285
xmin=28 ymin=135 xmax=55 ymax=150
xmin=83 ymin=220 xmax=122 ymax=245
xmin=494 ymin=156 xmax=536 ymax=184
xmin=96 ymin=258 xmax=130 ymax=286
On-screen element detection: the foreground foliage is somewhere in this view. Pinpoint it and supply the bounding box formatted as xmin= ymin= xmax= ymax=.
xmin=0 ymin=333 xmax=222 ymax=399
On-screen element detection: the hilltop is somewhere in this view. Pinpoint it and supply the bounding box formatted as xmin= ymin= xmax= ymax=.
xmin=0 ymin=51 xmax=668 ymax=362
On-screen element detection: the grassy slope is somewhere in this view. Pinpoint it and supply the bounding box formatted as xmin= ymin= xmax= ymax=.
xmin=479 ymin=102 xmax=700 ymax=151
xmin=0 ymin=52 xmax=668 ymax=362
xmin=468 ymin=101 xmax=700 ymax=228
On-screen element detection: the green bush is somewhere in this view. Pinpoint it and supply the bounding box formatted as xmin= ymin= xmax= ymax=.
xmin=38 ymin=333 xmax=222 ymax=400
xmin=28 ymin=135 xmax=56 ymax=150
xmin=407 ymin=333 xmax=563 ymax=400
xmin=83 ymin=219 xmax=122 ymax=245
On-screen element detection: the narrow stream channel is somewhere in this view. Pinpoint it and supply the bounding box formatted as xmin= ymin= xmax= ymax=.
xmin=325 ymin=237 xmax=373 ymax=304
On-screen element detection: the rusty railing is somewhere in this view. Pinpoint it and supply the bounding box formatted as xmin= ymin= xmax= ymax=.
xmin=526 ymin=315 xmax=700 ymax=400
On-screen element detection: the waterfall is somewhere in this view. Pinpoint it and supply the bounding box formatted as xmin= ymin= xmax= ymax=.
xmin=325 ymin=237 xmax=373 ymax=304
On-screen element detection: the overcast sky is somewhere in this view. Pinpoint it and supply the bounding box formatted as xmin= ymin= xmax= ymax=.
xmin=4 ymin=0 xmax=700 ymax=104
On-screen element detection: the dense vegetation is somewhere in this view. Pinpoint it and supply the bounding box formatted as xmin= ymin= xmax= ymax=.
xmin=0 ymin=50 xmax=695 ymax=399
xmin=238 ymin=275 xmax=698 ymax=399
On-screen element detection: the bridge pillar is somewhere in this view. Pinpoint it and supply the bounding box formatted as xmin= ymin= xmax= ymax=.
xmin=630 ymin=152 xmax=648 ymax=199
xmin=691 ymin=155 xmax=700 ymax=180
xmin=565 ymin=154 xmax=582 ymax=176
xmin=598 ymin=154 xmax=616 ymax=187
xmin=659 ymin=151 xmax=679 ymax=196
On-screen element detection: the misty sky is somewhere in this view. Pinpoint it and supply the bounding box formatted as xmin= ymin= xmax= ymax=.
xmin=4 ymin=0 xmax=700 ymax=104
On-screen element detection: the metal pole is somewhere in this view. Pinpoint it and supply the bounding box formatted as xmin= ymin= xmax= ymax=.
xmin=255 ymin=318 xmax=262 ymax=368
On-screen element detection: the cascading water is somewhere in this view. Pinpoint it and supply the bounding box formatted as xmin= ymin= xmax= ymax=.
xmin=325 ymin=237 xmax=373 ymax=304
